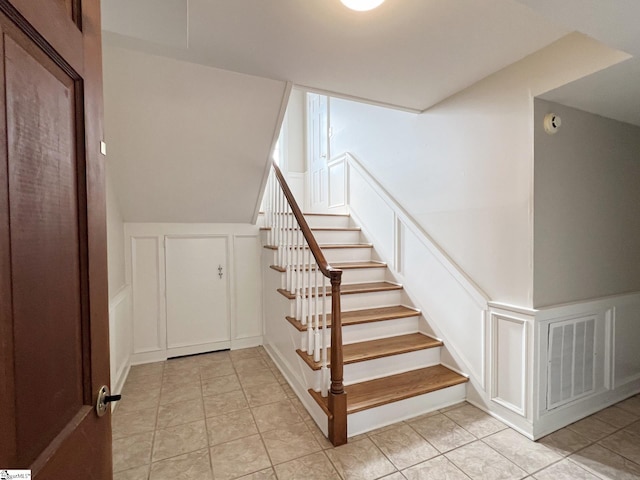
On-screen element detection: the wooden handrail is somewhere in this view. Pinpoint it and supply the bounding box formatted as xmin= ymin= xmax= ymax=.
xmin=271 ymin=160 xmax=347 ymax=446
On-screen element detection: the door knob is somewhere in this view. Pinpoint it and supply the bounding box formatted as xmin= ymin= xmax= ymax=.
xmin=96 ymin=385 xmax=121 ymax=417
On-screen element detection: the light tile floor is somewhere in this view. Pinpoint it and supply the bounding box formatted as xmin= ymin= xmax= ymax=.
xmin=112 ymin=347 xmax=640 ymax=480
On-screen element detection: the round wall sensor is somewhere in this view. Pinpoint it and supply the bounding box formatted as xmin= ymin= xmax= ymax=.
xmin=543 ymin=113 xmax=561 ymax=135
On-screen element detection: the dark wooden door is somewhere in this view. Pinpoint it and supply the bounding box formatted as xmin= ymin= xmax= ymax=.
xmin=0 ymin=1 xmax=111 ymax=478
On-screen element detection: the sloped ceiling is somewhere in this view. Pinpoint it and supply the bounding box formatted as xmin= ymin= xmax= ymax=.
xmin=103 ymin=45 xmax=289 ymax=223
xmin=513 ymin=0 xmax=640 ymax=57
xmin=102 ymin=0 xmax=568 ymax=112
xmin=515 ymin=0 xmax=640 ymax=126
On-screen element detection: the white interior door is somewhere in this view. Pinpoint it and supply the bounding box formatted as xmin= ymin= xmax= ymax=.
xmin=165 ymin=235 xmax=230 ymax=354
xmin=307 ymin=92 xmax=329 ymax=212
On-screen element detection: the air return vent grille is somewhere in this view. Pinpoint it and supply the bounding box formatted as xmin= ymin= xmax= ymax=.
xmin=547 ymin=316 xmax=596 ymax=410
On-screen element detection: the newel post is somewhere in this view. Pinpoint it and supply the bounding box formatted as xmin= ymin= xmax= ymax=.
xmin=328 ymin=269 xmax=347 ymax=446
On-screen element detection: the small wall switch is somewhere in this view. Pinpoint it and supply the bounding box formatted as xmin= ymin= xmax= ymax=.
xmin=100 ymin=141 xmax=107 ymax=156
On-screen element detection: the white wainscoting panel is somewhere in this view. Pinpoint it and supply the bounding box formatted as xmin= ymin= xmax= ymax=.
xmin=328 ymin=157 xmax=346 ymax=209
xmin=348 ymin=166 xmax=394 ymax=264
xmin=490 ymin=311 xmax=528 ymax=416
xmin=126 ymin=223 xmax=263 ymax=364
xmin=109 ymin=284 xmax=132 ymax=395
xmin=233 ymin=235 xmax=263 ymax=341
xmin=131 ymin=236 xmax=162 ymax=355
xmin=613 ymin=299 xmax=640 ymax=388
xmin=286 ymin=172 xmax=305 ymax=207
xmin=533 ymin=292 xmax=640 ymax=438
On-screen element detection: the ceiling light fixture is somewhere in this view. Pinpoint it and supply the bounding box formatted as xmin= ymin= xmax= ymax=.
xmin=340 ymin=0 xmax=385 ymax=12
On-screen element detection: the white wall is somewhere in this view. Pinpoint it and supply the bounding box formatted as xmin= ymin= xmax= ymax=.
xmin=125 ymin=223 xmax=263 ymax=364
xmin=103 ymin=43 xmax=288 ymax=224
xmin=280 ymin=88 xmax=306 ymax=205
xmin=106 ymin=167 xmax=132 ymax=394
xmin=285 ymin=89 xmax=306 ymax=174
xmin=329 ymin=33 xmax=627 ymax=307
xmin=106 ymin=169 xmax=126 ymax=297
xmin=534 ymin=100 xmax=640 ymax=307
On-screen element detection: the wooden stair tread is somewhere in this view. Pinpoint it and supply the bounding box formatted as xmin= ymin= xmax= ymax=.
xmin=270 ymin=260 xmax=386 ymax=273
xmin=278 ymin=281 xmax=402 ymax=300
xmin=309 ymin=365 xmax=468 ymax=414
xmin=264 ymin=243 xmax=372 ymax=250
xmin=264 ymin=227 xmax=361 ymax=232
xmin=312 ymin=227 xmax=360 ymax=231
xmin=286 ymin=305 xmax=420 ymax=331
xmin=296 ymin=333 xmax=443 ymax=370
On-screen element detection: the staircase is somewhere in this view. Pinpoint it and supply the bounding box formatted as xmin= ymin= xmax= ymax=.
xmin=263 ymin=211 xmax=469 ymax=442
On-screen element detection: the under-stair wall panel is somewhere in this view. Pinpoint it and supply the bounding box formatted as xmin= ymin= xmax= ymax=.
xmin=125 ymin=223 xmax=263 ymax=365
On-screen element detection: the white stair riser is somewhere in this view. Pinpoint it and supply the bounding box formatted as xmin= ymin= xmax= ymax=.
xmin=281 ymin=267 xmax=388 ymax=289
xmin=291 ymin=315 xmax=421 ymax=349
xmin=347 ymin=383 xmax=467 ymax=437
xmin=269 ymin=246 xmax=373 ymax=264
xmin=274 ymin=229 xmax=361 ymax=245
xmin=340 ymin=290 xmax=403 ymax=311
xmin=343 ymin=348 xmax=442 ymax=385
xmin=292 ymin=289 xmax=403 ymax=314
xmin=342 ymin=315 xmax=420 ymax=343
xmin=312 ymin=230 xmax=362 ymax=244
xmin=304 ymin=215 xmax=352 ymax=228
xmin=322 ymin=247 xmax=372 ymax=263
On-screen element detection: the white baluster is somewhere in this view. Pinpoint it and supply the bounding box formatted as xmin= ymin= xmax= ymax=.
xmin=300 ymin=236 xmax=308 ymax=352
xmin=278 ymin=189 xmax=283 ymax=267
xmin=301 ymin=240 xmax=307 ymax=326
xmin=266 ymin=172 xmax=272 ymax=246
xmin=296 ymin=226 xmax=302 ymax=321
xmin=307 ymin=246 xmax=314 ymax=355
xmin=314 ymin=268 xmax=321 ymax=362
xmin=285 ymin=203 xmax=290 ymax=291
xmin=272 ymin=174 xmax=277 ymax=248
xmin=273 ymin=182 xmax=279 ymax=261
xmin=287 ymin=205 xmax=293 ymax=292
xmin=321 ymin=274 xmax=329 ymax=397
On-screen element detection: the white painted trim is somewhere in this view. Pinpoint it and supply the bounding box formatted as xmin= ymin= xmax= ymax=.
xmin=327 ymin=156 xmax=347 ymax=210
xmin=131 ymin=349 xmax=168 ymax=365
xmin=167 ymin=341 xmax=231 ymax=358
xmin=488 ymin=302 xmax=538 ymax=316
xmin=604 ymin=307 xmax=614 ymax=390
xmin=232 ymin=336 xmax=263 ymax=350
xmin=110 ymin=283 xmax=130 ymax=307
